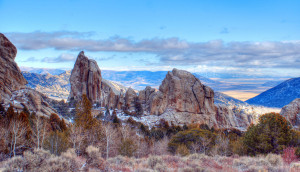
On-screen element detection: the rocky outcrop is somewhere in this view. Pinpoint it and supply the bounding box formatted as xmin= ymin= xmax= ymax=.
xmin=69 ymin=51 xmax=102 ymax=104
xmin=68 ymin=52 xmax=253 ymax=129
xmin=100 ymin=79 xmax=126 ymax=109
xmin=134 ymin=68 xmax=253 ymax=129
xmin=280 ymin=98 xmax=300 ymax=126
xmin=2 ymin=88 xmax=57 ymax=116
xmin=0 ymin=33 xmax=27 ymax=100
xmin=0 ymin=33 xmax=57 ymax=117
xmin=69 ymin=52 xmax=129 ymax=109
xmin=141 ymin=69 xmax=215 ymax=115
xmin=124 ymin=87 xmax=137 ymax=111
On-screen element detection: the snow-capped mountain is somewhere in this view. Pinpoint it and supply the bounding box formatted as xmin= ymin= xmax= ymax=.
xmin=246 ymin=77 xmax=300 ymax=108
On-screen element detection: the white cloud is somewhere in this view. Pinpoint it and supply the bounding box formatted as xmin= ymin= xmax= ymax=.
xmin=4 ymin=31 xmax=300 ymax=69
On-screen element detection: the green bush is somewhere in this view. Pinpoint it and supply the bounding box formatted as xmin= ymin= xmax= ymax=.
xmin=243 ymin=112 xmax=293 ymax=155
xmin=168 ymin=128 xmax=216 ymax=154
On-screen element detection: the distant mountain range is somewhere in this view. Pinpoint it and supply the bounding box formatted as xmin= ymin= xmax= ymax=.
xmin=246 ymin=77 xmax=300 ymax=108
xmin=20 ymin=67 xmax=66 ymax=75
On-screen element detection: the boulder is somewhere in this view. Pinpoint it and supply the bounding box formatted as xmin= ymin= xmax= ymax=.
xmin=280 ymin=98 xmax=300 ymax=126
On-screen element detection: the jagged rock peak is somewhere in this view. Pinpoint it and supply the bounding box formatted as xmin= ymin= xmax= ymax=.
xmin=280 ymin=98 xmax=300 ymax=127
xmin=0 ymin=33 xmax=27 ymax=101
xmin=69 ymin=51 xmax=102 ymax=104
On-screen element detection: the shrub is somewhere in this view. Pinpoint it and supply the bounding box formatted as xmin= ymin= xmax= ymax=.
xmin=107 ymin=155 xmax=134 ymax=167
xmin=233 ymin=156 xmax=271 ymax=171
xmin=282 ymin=147 xmax=298 ymax=164
xmin=3 ymin=156 xmax=25 ymax=172
xmin=154 ymin=163 xmax=167 ymax=172
xmin=39 ymin=156 xmax=74 ymax=172
xmin=85 ymin=146 xmax=108 ymax=170
xmin=147 ymin=156 xmax=164 ymax=169
xmin=176 ymin=144 xmax=190 ymax=156
xmin=3 ymin=148 xmax=80 ymax=172
xmin=243 ymin=113 xmax=293 ymax=155
xmin=118 ymin=139 xmax=137 ymax=157
xmin=23 ymin=148 xmax=53 ymax=170
xmin=266 ymin=153 xmax=283 ymax=166
xmin=168 ymin=128 xmax=216 ymax=154
xmin=150 ymin=128 xmax=165 ymax=141
xmin=61 ymin=149 xmax=81 ymax=171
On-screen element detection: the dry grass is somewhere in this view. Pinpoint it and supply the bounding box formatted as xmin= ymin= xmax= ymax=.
xmin=1 ymin=150 xmax=296 ymax=172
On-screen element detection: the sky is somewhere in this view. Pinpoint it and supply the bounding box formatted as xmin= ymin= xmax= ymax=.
xmin=1 ymin=0 xmax=300 ymax=78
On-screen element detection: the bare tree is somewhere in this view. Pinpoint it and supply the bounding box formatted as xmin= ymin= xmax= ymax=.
xmin=9 ymin=120 xmax=27 ymax=157
xmin=102 ymin=124 xmax=118 ymax=159
xmin=69 ymin=124 xmax=85 ymax=155
xmin=32 ymin=115 xmax=48 ymax=149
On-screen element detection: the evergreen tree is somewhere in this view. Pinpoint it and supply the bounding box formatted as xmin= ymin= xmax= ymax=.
xmin=75 ymin=94 xmax=95 ymax=130
xmin=243 ymin=112 xmax=293 ymax=155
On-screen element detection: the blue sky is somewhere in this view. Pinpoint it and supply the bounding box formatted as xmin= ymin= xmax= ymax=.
xmin=1 ymin=0 xmax=300 ymax=77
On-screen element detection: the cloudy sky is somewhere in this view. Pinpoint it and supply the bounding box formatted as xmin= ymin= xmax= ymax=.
xmin=1 ymin=0 xmax=300 ymax=78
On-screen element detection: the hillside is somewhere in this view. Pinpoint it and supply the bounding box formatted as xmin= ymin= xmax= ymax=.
xmin=246 ymin=77 xmax=300 ymax=108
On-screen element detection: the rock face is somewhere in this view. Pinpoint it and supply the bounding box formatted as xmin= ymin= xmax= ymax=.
xmin=141 ymin=69 xmax=215 ymax=115
xmin=124 ymin=87 xmax=137 ymax=111
xmin=2 ymin=88 xmax=57 ymax=116
xmin=0 ymin=33 xmax=57 ymax=116
xmin=69 ymin=52 xmax=128 ymax=108
xmin=280 ymin=98 xmax=300 ymax=126
xmin=69 ymin=51 xmax=102 ymax=104
xmin=135 ymin=69 xmax=253 ymax=129
xmin=100 ymin=79 xmax=126 ymax=109
xmin=0 ymin=33 xmax=27 ymax=100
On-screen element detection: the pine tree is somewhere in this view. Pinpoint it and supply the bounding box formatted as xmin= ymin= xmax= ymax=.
xmin=243 ymin=113 xmax=293 ymax=155
xmin=75 ymin=94 xmax=95 ymax=130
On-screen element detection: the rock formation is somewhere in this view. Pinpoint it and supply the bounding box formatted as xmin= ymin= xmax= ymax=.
xmin=0 ymin=33 xmax=57 ymax=116
xmin=124 ymin=87 xmax=137 ymax=111
xmin=140 ymin=69 xmax=215 ymax=115
xmin=68 ymin=52 xmax=253 ymax=129
xmin=69 ymin=51 xmax=102 ymax=104
xmin=0 ymin=33 xmax=27 ymax=100
xmin=101 ymin=79 xmax=126 ymax=109
xmin=4 ymin=88 xmax=57 ymax=116
xmin=69 ymin=52 xmax=128 ymax=109
xmin=135 ymin=69 xmax=253 ymax=129
xmin=280 ymin=98 xmax=300 ymax=126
